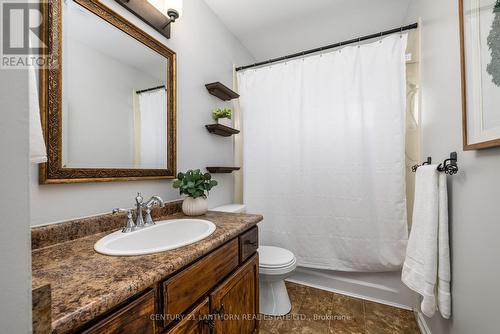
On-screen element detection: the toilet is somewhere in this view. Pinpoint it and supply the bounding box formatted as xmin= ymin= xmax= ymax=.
xmin=212 ymin=204 xmax=297 ymax=316
xmin=258 ymin=245 xmax=297 ymax=315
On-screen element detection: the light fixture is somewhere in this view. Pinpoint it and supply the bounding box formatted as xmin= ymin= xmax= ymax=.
xmin=147 ymin=0 xmax=182 ymax=23
xmin=116 ymin=0 xmax=182 ymax=39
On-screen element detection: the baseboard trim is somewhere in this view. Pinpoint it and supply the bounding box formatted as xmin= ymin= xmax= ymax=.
xmin=286 ymin=277 xmax=413 ymax=311
xmin=416 ymin=311 xmax=432 ymax=334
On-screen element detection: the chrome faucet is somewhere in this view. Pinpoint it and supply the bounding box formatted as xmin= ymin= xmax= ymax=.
xmin=114 ymin=194 xmax=165 ymax=233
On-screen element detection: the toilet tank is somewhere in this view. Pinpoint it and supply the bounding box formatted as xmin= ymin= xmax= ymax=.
xmin=212 ymin=204 xmax=247 ymax=213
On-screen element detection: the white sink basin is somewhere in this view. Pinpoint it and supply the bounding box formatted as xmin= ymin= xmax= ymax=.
xmin=94 ymin=219 xmax=216 ymax=256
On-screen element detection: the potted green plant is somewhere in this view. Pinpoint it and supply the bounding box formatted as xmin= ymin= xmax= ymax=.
xmin=212 ymin=108 xmax=232 ymax=127
xmin=173 ymin=169 xmax=218 ymax=216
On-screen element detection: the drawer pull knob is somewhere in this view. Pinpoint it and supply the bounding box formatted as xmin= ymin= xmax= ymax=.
xmin=203 ymin=304 xmax=225 ymax=333
xmin=216 ymin=304 xmax=225 ymax=321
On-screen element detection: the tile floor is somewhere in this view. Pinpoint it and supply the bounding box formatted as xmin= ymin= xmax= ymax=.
xmin=258 ymin=282 xmax=421 ymax=334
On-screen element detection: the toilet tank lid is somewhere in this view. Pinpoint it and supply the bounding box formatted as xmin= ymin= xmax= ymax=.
xmin=211 ymin=204 xmax=246 ymax=213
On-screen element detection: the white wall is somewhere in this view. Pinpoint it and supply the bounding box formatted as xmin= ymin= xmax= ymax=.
xmin=0 ymin=70 xmax=32 ymax=331
xmin=31 ymin=0 xmax=254 ymax=226
xmin=238 ymin=0 xmax=414 ymax=61
xmin=413 ymin=0 xmax=500 ymax=333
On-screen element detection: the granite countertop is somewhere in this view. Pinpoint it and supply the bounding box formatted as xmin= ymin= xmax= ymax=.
xmin=32 ymin=211 xmax=262 ymax=334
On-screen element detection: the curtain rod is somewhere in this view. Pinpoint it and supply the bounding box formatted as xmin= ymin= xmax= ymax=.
xmin=235 ymin=22 xmax=418 ymax=72
xmin=136 ymin=85 xmax=166 ymax=94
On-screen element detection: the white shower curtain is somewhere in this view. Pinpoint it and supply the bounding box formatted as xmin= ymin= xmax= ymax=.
xmin=238 ymin=35 xmax=408 ymax=272
xmin=138 ymin=89 xmax=167 ymax=168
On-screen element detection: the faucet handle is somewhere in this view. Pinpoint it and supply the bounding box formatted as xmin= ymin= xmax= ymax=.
xmin=112 ymin=208 xmax=135 ymax=233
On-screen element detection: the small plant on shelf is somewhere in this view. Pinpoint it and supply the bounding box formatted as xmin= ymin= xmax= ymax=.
xmin=173 ymin=169 xmax=217 ymax=216
xmin=212 ymin=108 xmax=232 ymax=127
xmin=212 ymin=108 xmax=232 ymax=120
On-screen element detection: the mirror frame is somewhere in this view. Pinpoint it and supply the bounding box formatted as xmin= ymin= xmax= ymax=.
xmin=39 ymin=0 xmax=176 ymax=184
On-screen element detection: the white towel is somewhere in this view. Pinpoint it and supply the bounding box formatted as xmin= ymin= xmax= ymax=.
xmin=437 ymin=173 xmax=451 ymax=318
xmin=29 ymin=66 xmax=47 ymax=164
xmin=402 ymin=165 xmax=451 ymax=318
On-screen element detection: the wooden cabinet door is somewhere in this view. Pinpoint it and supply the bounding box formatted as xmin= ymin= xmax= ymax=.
xmin=166 ymin=298 xmax=211 ymax=334
xmin=82 ymin=289 xmax=156 ymax=334
xmin=210 ymin=254 xmax=259 ymax=334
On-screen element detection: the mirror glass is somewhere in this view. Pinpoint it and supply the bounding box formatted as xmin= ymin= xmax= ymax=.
xmin=61 ymin=1 xmax=169 ymax=169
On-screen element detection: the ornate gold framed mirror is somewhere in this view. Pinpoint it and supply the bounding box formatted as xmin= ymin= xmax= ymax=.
xmin=39 ymin=0 xmax=176 ymax=184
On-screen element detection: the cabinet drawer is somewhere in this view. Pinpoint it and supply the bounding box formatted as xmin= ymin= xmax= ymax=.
xmin=82 ymin=289 xmax=156 ymax=334
xmin=166 ymin=298 xmax=210 ymax=334
xmin=239 ymin=227 xmax=258 ymax=263
xmin=162 ymin=239 xmax=239 ymax=326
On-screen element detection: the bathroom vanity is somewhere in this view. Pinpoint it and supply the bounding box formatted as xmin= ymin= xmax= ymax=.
xmin=31 ymin=203 xmax=262 ymax=334
xmin=83 ymin=239 xmax=258 ymax=334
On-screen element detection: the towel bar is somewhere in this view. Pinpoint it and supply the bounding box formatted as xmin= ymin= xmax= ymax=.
xmin=412 ymin=152 xmax=458 ymax=175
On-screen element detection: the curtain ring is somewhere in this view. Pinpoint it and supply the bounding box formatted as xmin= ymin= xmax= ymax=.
xmin=379 ymin=32 xmax=383 ymax=43
xmin=339 ymin=42 xmax=342 ymax=53
xmin=358 ymin=37 xmax=361 ymax=48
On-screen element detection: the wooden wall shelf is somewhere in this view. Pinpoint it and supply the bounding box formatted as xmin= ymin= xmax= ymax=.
xmin=205 ymin=82 xmax=240 ymax=101
xmin=205 ymin=124 xmax=240 ymax=137
xmin=206 ymin=167 xmax=240 ymax=173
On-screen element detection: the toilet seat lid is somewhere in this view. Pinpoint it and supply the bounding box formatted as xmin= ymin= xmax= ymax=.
xmin=259 ymin=246 xmax=295 ymax=268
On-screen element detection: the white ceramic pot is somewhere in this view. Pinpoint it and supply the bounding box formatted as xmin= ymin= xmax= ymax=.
xmin=182 ymin=197 xmax=208 ymax=216
xmin=217 ymin=117 xmax=232 ymax=127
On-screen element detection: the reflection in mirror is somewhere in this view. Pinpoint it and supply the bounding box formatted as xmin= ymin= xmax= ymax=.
xmin=62 ymin=0 xmax=169 ymax=169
